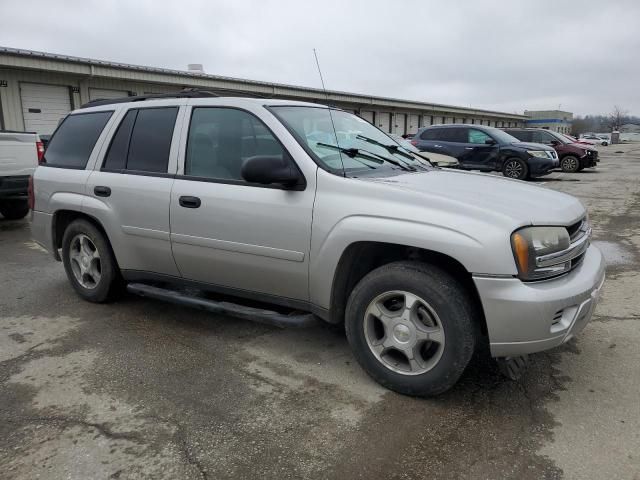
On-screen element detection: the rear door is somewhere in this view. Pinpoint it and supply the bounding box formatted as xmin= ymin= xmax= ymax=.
xmin=169 ymin=105 xmax=315 ymax=301
xmin=462 ymin=128 xmax=500 ymax=170
xmin=84 ymin=103 xmax=184 ymax=276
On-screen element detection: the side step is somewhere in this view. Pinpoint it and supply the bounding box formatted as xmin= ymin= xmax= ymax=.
xmin=126 ymin=283 xmax=318 ymax=328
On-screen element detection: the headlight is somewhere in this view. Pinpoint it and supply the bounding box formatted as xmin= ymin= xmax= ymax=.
xmin=527 ymin=150 xmax=550 ymax=158
xmin=511 ymin=226 xmax=571 ymax=280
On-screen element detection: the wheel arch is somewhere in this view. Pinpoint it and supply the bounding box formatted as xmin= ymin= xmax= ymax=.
xmin=326 ymin=241 xmax=488 ymax=339
xmin=52 ymin=209 xmax=118 ymax=268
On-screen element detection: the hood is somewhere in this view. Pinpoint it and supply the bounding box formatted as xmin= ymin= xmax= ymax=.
xmin=364 ymin=169 xmax=585 ymax=227
xmin=509 ymin=141 xmax=555 ymax=151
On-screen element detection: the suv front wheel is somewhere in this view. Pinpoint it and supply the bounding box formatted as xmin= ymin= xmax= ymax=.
xmin=502 ymin=157 xmax=529 ymax=180
xmin=345 ymin=261 xmax=476 ymax=396
xmin=61 ymin=219 xmax=123 ymax=303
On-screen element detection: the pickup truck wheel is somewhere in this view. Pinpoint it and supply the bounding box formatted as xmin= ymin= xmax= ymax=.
xmin=560 ymin=155 xmax=580 ymax=173
xmin=345 ymin=261 xmax=476 ymax=396
xmin=61 ymin=219 xmax=122 ymax=303
xmin=502 ymin=158 xmax=529 ymax=180
xmin=0 ymin=199 xmax=29 ymax=220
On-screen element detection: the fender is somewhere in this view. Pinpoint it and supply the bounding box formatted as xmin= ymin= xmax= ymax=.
xmin=309 ymin=214 xmax=515 ymax=309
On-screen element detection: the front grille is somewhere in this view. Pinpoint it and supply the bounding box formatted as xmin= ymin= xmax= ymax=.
xmin=567 ymin=218 xmax=586 ymax=240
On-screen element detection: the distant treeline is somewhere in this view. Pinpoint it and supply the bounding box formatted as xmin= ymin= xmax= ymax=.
xmin=572 ymin=114 xmax=640 ymax=134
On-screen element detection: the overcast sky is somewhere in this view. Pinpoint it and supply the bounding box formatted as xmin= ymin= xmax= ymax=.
xmin=1 ymin=0 xmax=639 ymax=116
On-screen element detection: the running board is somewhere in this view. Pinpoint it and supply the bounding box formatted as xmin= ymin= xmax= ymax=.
xmin=126 ymin=283 xmax=318 ymax=328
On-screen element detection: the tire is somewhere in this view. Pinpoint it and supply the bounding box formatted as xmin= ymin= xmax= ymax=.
xmin=560 ymin=155 xmax=580 ymax=173
xmin=602 ymin=142 xmax=609 ymax=146
xmin=61 ymin=219 xmax=123 ymax=303
xmin=0 ymin=199 xmax=29 ymax=220
xmin=502 ymin=157 xmax=529 ymax=180
xmin=345 ymin=261 xmax=476 ymax=397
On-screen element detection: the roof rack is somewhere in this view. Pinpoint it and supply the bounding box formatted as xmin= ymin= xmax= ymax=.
xmin=80 ymin=88 xmax=218 ymax=108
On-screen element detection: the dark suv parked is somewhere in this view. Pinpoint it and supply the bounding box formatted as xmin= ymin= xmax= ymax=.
xmin=505 ymin=128 xmax=598 ymax=173
xmin=412 ymin=125 xmax=558 ymax=180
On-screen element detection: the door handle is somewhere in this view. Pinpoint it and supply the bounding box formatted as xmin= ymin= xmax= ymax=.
xmin=94 ymin=186 xmax=111 ymax=197
xmin=179 ymin=196 xmax=201 ymax=208
xmin=433 ymin=144 xmax=442 ymax=148
xmin=465 ymin=147 xmax=474 ymax=150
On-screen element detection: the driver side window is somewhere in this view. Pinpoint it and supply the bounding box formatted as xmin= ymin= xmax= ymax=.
xmin=185 ymin=107 xmax=286 ymax=181
xmin=468 ymin=128 xmax=493 ymax=144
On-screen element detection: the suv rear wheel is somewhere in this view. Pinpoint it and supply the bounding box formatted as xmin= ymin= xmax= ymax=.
xmin=560 ymin=155 xmax=580 ymax=173
xmin=61 ymin=219 xmax=123 ymax=303
xmin=345 ymin=261 xmax=476 ymax=396
xmin=502 ymin=158 xmax=529 ymax=180
xmin=0 ymin=199 xmax=29 ymax=220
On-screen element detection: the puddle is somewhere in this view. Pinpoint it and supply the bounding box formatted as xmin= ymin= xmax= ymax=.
xmin=592 ymin=241 xmax=634 ymax=266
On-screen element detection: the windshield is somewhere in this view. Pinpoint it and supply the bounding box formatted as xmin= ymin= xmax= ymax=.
xmin=269 ymin=106 xmax=432 ymax=176
xmin=485 ymin=127 xmax=521 ymax=144
xmin=547 ymin=130 xmax=571 ymax=144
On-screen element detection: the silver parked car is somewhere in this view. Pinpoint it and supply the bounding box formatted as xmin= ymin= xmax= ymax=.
xmin=31 ymin=92 xmax=605 ymax=396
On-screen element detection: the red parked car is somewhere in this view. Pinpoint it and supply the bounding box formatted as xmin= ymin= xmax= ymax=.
xmin=505 ymin=128 xmax=598 ymax=173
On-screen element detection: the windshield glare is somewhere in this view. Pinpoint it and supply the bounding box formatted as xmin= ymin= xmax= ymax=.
xmin=270 ymin=106 xmax=430 ymax=175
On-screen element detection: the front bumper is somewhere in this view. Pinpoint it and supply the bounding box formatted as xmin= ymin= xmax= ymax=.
xmin=473 ymin=245 xmax=606 ymax=357
xmin=528 ymin=156 xmax=558 ymax=177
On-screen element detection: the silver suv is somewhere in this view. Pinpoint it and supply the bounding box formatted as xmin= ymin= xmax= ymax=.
xmin=31 ymin=93 xmax=606 ymax=396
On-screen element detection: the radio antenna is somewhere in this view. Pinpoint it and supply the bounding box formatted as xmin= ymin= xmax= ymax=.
xmin=313 ymin=48 xmax=345 ymax=177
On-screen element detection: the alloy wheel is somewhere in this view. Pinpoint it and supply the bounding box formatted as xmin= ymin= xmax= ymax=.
xmin=363 ymin=291 xmax=445 ymax=375
xmin=69 ymin=233 xmax=102 ymax=289
xmin=504 ymin=160 xmax=523 ymax=178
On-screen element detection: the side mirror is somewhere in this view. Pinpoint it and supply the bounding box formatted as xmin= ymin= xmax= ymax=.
xmin=241 ymin=155 xmax=302 ymax=188
xmin=549 ymin=140 xmax=560 ymax=146
xmin=485 ymin=138 xmax=497 ymax=145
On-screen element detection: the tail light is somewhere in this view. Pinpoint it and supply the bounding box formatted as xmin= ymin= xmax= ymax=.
xmin=36 ymin=140 xmax=45 ymax=164
xmin=28 ymin=175 xmax=34 ymax=210
xmin=410 ymin=139 xmax=418 ymax=146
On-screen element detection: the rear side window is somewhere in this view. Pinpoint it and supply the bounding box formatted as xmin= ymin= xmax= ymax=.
xmin=103 ymin=110 xmax=136 ymax=170
xmin=102 ymin=107 xmax=178 ymax=173
xmin=419 ymin=128 xmax=440 ymax=140
xmin=439 ymin=127 xmax=467 ymax=143
xmin=127 ymin=108 xmax=178 ymax=172
xmin=44 ymin=111 xmax=113 ymax=168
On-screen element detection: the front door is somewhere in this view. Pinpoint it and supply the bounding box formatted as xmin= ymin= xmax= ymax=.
xmin=462 ymin=128 xmax=500 ymax=170
xmin=170 ymin=106 xmax=315 ymax=301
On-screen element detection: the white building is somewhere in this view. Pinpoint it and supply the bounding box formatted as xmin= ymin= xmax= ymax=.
xmin=0 ymin=46 xmax=527 ymax=136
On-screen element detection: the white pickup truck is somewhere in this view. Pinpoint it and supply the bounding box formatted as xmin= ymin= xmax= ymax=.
xmin=0 ymin=130 xmax=43 ymax=219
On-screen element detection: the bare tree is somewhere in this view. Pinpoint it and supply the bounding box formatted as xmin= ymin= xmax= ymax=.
xmin=608 ymin=105 xmax=628 ymax=131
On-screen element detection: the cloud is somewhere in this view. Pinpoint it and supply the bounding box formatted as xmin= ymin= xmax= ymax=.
xmin=1 ymin=0 xmax=638 ymax=116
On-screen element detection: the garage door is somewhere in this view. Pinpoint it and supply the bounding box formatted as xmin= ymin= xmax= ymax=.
xmin=89 ymin=88 xmax=129 ymax=101
xmin=394 ymin=113 xmax=406 ymax=135
xmin=408 ymin=114 xmax=420 ymax=134
xmin=359 ymin=110 xmax=375 ymax=124
xmin=377 ymin=112 xmax=391 ymax=133
xmin=20 ymin=83 xmax=72 ymax=135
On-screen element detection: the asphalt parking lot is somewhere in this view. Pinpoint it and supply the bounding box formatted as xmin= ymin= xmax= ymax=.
xmin=1 ymin=144 xmax=639 ymax=480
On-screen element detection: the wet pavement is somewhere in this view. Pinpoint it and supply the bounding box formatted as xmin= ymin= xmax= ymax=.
xmin=1 ymin=144 xmax=639 ymax=479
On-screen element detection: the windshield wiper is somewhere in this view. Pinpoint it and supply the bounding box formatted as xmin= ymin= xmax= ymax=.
xmin=355 ymin=134 xmax=418 ymax=162
xmin=316 ymin=143 xmax=414 ymax=172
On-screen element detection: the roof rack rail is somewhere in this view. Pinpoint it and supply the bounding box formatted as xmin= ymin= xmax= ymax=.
xmin=80 ymin=88 xmax=218 ymax=108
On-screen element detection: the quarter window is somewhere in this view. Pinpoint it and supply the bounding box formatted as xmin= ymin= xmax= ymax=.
xmin=185 ymin=107 xmax=287 ymax=181
xmin=44 ymin=111 xmax=113 ymax=168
